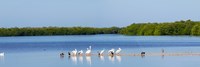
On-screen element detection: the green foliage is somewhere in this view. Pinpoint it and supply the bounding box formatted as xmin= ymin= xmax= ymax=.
xmin=0 ymin=27 xmax=121 ymax=36
xmin=1 ymin=20 xmax=200 ymax=36
xmin=120 ymin=20 xmax=200 ymax=36
xmin=191 ymin=24 xmax=200 ymax=35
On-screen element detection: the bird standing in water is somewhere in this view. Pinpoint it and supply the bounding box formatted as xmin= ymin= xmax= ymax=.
xmin=86 ymin=46 xmax=92 ymax=56
xmin=98 ymin=49 xmax=105 ymax=56
xmin=115 ymin=48 xmax=122 ymax=55
xmin=108 ymin=48 xmax=115 ymax=56
xmin=78 ymin=50 xmax=83 ymax=56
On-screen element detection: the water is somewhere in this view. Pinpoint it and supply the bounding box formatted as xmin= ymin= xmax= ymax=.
xmin=0 ymin=34 xmax=200 ymax=67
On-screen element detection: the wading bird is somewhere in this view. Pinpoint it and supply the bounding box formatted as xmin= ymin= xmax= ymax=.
xmin=68 ymin=49 xmax=77 ymax=56
xmin=98 ymin=49 xmax=105 ymax=56
xmin=78 ymin=50 xmax=83 ymax=56
xmin=108 ymin=48 xmax=115 ymax=56
xmin=115 ymin=48 xmax=122 ymax=55
xmin=86 ymin=46 xmax=92 ymax=56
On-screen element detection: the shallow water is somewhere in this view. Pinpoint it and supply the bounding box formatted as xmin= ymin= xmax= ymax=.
xmin=0 ymin=34 xmax=200 ymax=67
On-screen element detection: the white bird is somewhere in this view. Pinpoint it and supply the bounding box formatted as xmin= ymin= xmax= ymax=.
xmin=73 ymin=49 xmax=77 ymax=56
xmin=68 ymin=49 xmax=77 ymax=56
xmin=78 ymin=50 xmax=83 ymax=56
xmin=115 ymin=48 xmax=122 ymax=55
xmin=98 ymin=49 xmax=105 ymax=56
xmin=108 ymin=48 xmax=115 ymax=56
xmin=0 ymin=52 xmax=4 ymax=56
xmin=86 ymin=46 xmax=92 ymax=56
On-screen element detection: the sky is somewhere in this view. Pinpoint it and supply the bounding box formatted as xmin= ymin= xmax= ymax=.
xmin=0 ymin=0 xmax=200 ymax=28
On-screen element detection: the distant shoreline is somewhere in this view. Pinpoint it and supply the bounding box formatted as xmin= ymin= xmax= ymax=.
xmin=1 ymin=20 xmax=200 ymax=36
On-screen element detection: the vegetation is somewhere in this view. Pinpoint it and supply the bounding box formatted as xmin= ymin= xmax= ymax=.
xmin=1 ymin=20 xmax=200 ymax=36
xmin=0 ymin=27 xmax=121 ymax=36
xmin=120 ymin=20 xmax=200 ymax=35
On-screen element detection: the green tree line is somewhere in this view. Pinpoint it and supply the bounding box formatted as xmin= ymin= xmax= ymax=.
xmin=0 ymin=27 xmax=121 ymax=36
xmin=120 ymin=20 xmax=200 ymax=35
xmin=1 ymin=20 xmax=200 ymax=36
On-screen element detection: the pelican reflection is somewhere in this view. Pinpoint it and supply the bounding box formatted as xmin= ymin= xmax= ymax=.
xmin=71 ymin=56 xmax=77 ymax=64
xmin=116 ymin=56 xmax=121 ymax=62
xmin=86 ymin=56 xmax=92 ymax=65
xmin=0 ymin=56 xmax=4 ymax=62
xmin=78 ymin=56 xmax=83 ymax=63
xmin=108 ymin=55 xmax=115 ymax=63
xmin=60 ymin=54 xmax=64 ymax=59
xmin=99 ymin=55 xmax=105 ymax=61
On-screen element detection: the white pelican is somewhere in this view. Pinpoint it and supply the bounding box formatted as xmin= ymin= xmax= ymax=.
xmin=72 ymin=49 xmax=77 ymax=56
xmin=115 ymin=48 xmax=122 ymax=55
xmin=86 ymin=46 xmax=92 ymax=56
xmin=0 ymin=52 xmax=4 ymax=56
xmin=108 ymin=48 xmax=115 ymax=56
xmin=98 ymin=49 xmax=105 ymax=56
xmin=78 ymin=50 xmax=83 ymax=56
xmin=68 ymin=49 xmax=77 ymax=56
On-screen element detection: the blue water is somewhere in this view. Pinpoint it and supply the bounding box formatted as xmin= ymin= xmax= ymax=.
xmin=0 ymin=34 xmax=200 ymax=67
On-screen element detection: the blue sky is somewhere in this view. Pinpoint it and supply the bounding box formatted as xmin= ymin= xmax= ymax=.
xmin=0 ymin=0 xmax=199 ymax=27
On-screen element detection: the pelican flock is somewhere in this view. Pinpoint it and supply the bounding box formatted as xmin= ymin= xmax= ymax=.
xmin=65 ymin=46 xmax=122 ymax=57
xmin=63 ymin=46 xmax=124 ymax=64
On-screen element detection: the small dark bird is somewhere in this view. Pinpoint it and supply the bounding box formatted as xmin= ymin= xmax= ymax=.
xmin=141 ymin=52 xmax=145 ymax=55
xmin=68 ymin=52 xmax=71 ymax=56
xmin=162 ymin=49 xmax=164 ymax=53
xmin=60 ymin=53 xmax=64 ymax=55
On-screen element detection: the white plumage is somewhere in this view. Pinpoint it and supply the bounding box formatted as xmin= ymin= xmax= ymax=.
xmin=78 ymin=50 xmax=83 ymax=55
xmin=115 ymin=48 xmax=122 ymax=54
xmin=85 ymin=46 xmax=92 ymax=55
xmin=98 ymin=49 xmax=105 ymax=56
xmin=71 ymin=49 xmax=77 ymax=56
xmin=0 ymin=52 xmax=4 ymax=56
xmin=108 ymin=48 xmax=115 ymax=53
xmin=108 ymin=48 xmax=115 ymax=55
xmin=67 ymin=46 xmax=121 ymax=56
